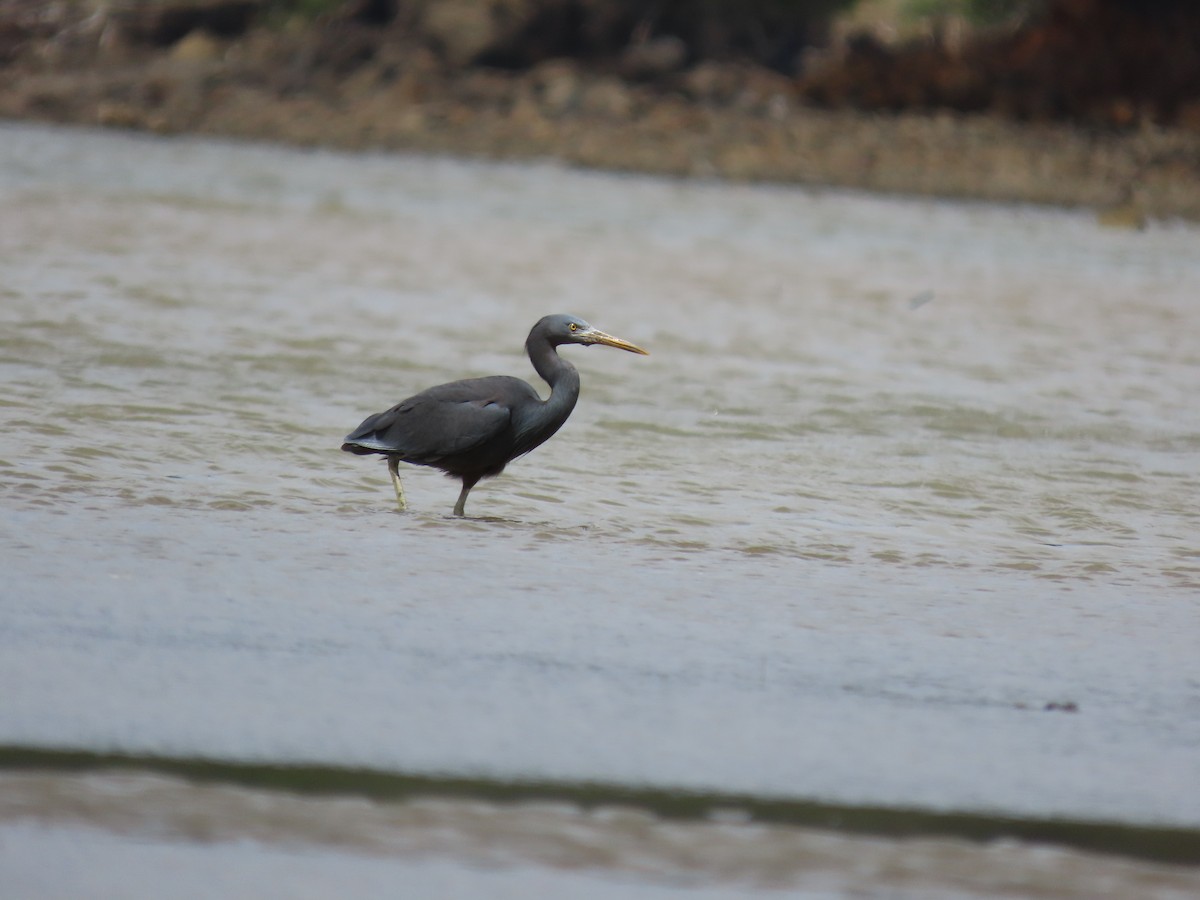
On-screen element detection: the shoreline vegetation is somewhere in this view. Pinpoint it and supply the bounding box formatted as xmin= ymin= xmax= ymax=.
xmin=2 ymin=0 xmax=1198 ymax=222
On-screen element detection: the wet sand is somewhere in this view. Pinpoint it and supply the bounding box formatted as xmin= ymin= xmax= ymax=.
xmin=4 ymin=770 xmax=1200 ymax=899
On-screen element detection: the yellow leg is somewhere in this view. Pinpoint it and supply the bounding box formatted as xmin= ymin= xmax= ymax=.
xmin=453 ymin=484 xmax=469 ymax=517
xmin=387 ymin=457 xmax=406 ymax=510
xmin=453 ymin=476 xmax=478 ymax=518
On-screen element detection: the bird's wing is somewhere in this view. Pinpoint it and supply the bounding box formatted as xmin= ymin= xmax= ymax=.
xmin=345 ymin=376 xmax=536 ymax=462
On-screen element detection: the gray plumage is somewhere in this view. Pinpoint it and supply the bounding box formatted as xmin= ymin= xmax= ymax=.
xmin=342 ymin=314 xmax=647 ymax=516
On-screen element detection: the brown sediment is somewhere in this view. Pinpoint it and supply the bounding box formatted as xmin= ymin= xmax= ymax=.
xmin=2 ymin=0 xmax=1197 ymax=221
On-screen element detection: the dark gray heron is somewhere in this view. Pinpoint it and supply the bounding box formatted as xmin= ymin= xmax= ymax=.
xmin=341 ymin=314 xmax=648 ymax=516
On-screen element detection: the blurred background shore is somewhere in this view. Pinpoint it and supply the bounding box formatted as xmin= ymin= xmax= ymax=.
xmin=3 ymin=0 xmax=1198 ymax=221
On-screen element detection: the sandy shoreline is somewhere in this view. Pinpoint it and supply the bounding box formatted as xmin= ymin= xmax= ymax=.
xmin=3 ymin=9 xmax=1199 ymax=222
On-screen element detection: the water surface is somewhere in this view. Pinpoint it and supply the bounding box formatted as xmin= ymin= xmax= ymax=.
xmin=1 ymin=123 xmax=1198 ymax=894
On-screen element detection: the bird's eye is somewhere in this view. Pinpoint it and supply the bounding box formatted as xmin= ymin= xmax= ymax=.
xmin=569 ymin=323 xmax=579 ymax=332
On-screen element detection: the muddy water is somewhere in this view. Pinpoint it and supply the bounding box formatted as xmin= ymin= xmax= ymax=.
xmin=2 ymin=123 xmax=1199 ymax=895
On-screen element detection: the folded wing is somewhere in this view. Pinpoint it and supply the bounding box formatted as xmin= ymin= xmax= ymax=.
xmin=342 ymin=375 xmax=537 ymax=464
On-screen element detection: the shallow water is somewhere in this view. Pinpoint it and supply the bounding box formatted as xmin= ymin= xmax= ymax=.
xmin=1 ymin=123 xmax=1199 ymax=893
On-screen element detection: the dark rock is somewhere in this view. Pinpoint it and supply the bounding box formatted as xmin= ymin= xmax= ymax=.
xmin=420 ymin=0 xmax=540 ymax=68
xmin=114 ymin=0 xmax=263 ymax=47
xmin=620 ymin=35 xmax=687 ymax=80
xmin=798 ymin=0 xmax=1200 ymax=130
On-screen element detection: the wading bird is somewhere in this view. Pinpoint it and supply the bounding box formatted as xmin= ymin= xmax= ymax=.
xmin=342 ymin=314 xmax=648 ymax=517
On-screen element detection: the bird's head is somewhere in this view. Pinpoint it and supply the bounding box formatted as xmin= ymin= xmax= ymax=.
xmin=540 ymin=314 xmax=649 ymax=355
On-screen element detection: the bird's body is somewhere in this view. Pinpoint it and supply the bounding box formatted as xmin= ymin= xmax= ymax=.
xmin=342 ymin=314 xmax=647 ymax=516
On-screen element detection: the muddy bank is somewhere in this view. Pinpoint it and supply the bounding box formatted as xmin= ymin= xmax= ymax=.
xmin=3 ymin=1 xmax=1199 ymax=221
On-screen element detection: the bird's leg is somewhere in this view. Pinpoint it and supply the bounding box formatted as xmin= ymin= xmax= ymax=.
xmin=387 ymin=456 xmax=406 ymax=511
xmin=453 ymin=485 xmax=470 ymax=517
xmin=452 ymin=476 xmax=478 ymax=518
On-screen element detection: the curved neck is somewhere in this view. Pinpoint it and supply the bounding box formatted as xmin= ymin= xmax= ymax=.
xmin=526 ymin=332 xmax=581 ymax=432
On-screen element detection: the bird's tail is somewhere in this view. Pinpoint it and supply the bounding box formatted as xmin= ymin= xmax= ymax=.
xmin=341 ymin=441 xmax=387 ymax=455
